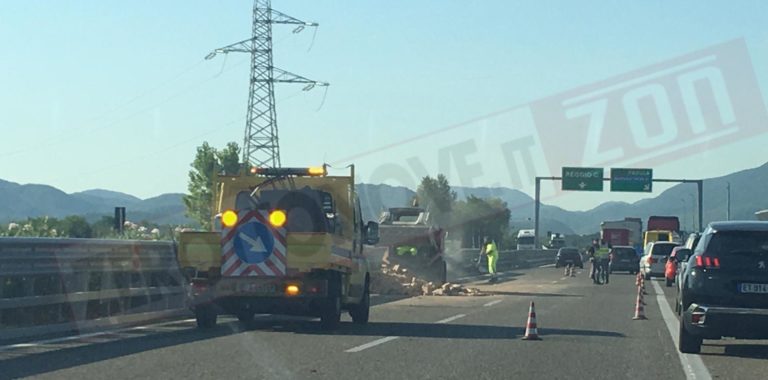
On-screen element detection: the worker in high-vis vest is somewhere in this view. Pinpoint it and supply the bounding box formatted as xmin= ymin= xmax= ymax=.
xmin=591 ymin=241 xmax=611 ymax=284
xmin=481 ymin=236 xmax=499 ymax=283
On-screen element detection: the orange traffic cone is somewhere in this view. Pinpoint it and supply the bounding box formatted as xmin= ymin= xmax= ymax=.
xmin=633 ymin=287 xmax=647 ymax=320
xmin=522 ymin=301 xmax=542 ymax=340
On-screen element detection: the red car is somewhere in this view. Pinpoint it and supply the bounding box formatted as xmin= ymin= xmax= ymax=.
xmin=665 ymin=246 xmax=690 ymax=287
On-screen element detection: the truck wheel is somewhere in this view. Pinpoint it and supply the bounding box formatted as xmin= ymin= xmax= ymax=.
xmin=679 ymin=320 xmax=702 ymax=354
xmin=195 ymin=306 xmax=217 ymax=329
xmin=349 ymin=282 xmax=370 ymax=324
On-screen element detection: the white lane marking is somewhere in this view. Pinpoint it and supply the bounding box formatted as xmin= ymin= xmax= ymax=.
xmin=436 ymin=314 xmax=466 ymax=324
xmin=651 ymin=280 xmax=713 ymax=380
xmin=551 ymin=280 xmax=558 ymax=284
xmin=344 ymin=336 xmax=399 ymax=353
xmin=346 ymin=313 xmax=467 ymax=353
xmin=560 ymin=276 xmax=568 ymax=280
xmin=540 ymin=264 xmax=555 ymax=268
xmin=0 ymin=318 xmax=198 ymax=353
xmin=483 ymin=300 xmax=502 ymax=307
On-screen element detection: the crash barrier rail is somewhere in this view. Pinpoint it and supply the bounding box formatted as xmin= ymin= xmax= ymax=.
xmin=458 ymin=248 xmax=559 ymax=271
xmin=0 ymin=238 xmax=187 ymax=339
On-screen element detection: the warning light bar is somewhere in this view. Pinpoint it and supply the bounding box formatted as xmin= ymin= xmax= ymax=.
xmin=250 ymin=166 xmax=327 ymax=177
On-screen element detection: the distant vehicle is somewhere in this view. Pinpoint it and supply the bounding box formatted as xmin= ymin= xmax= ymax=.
xmin=517 ymin=229 xmax=536 ymax=250
xmin=555 ymin=247 xmax=583 ymax=269
xmin=677 ymin=221 xmax=768 ymax=354
xmin=648 ymin=215 xmax=680 ymax=232
xmin=601 ymin=218 xmax=643 ymax=251
xmin=548 ymin=233 xmax=566 ymax=250
xmin=643 ymin=230 xmax=674 ymax=247
xmin=665 ymin=247 xmax=691 ymax=287
xmin=684 ymin=232 xmax=702 ymax=250
xmin=640 ymin=241 xmax=679 ymax=279
xmin=609 ymin=245 xmax=640 ymax=274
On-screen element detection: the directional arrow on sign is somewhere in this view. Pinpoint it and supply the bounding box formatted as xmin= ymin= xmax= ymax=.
xmin=579 ymin=182 xmax=587 ymax=189
xmin=239 ymin=232 xmax=267 ymax=253
xmin=643 ymin=184 xmax=650 ymax=191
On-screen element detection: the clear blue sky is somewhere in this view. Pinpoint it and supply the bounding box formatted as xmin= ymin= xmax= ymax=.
xmin=1 ymin=1 xmax=767 ymax=211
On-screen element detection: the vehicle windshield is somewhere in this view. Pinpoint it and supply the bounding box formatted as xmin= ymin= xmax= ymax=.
xmin=614 ymin=248 xmax=637 ymax=257
xmin=651 ymin=244 xmax=677 ymax=256
xmin=518 ymin=237 xmax=535 ymax=245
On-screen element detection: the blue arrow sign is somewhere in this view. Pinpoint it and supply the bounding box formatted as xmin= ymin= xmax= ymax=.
xmin=233 ymin=221 xmax=275 ymax=264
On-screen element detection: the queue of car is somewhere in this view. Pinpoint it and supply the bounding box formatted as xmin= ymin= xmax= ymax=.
xmin=564 ymin=222 xmax=767 ymax=355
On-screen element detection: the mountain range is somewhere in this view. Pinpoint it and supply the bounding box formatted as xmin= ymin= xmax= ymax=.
xmin=2 ymin=161 xmax=767 ymax=234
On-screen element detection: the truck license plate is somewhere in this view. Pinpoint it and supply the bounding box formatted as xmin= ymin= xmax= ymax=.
xmin=238 ymin=283 xmax=277 ymax=294
xmin=739 ymin=283 xmax=768 ymax=294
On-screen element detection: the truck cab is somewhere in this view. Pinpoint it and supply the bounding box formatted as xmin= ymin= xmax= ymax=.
xmin=517 ymin=229 xmax=536 ymax=250
xmin=177 ymin=165 xmax=379 ymax=329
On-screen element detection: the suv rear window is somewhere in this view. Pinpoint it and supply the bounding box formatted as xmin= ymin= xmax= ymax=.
xmin=613 ymin=248 xmax=636 ymax=257
xmin=705 ymin=231 xmax=768 ymax=255
xmin=651 ymin=244 xmax=676 ymax=256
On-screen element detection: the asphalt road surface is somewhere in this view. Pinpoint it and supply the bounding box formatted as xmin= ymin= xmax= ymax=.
xmin=2 ymin=266 xmax=767 ymax=379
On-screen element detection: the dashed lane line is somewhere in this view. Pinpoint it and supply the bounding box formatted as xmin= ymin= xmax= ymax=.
xmin=345 ymin=313 xmax=467 ymax=353
xmin=483 ymin=300 xmax=502 ymax=307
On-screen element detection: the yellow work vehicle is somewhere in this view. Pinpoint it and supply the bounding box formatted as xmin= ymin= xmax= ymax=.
xmin=177 ymin=165 xmax=379 ymax=329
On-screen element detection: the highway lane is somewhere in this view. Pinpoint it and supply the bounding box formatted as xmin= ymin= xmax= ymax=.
xmin=1 ymin=266 xmax=766 ymax=379
xmin=656 ymin=278 xmax=768 ymax=379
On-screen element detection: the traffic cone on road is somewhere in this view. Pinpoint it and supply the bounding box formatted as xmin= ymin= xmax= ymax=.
xmin=522 ymin=301 xmax=542 ymax=340
xmin=633 ymin=287 xmax=647 ymax=320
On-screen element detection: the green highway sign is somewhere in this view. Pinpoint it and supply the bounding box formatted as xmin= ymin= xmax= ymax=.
xmin=611 ymin=168 xmax=653 ymax=192
xmin=562 ymin=167 xmax=604 ymax=191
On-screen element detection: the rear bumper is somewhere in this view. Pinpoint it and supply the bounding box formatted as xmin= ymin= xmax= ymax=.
xmin=683 ymin=303 xmax=768 ymax=339
xmin=188 ymin=276 xmax=330 ymax=314
xmin=610 ymin=262 xmax=639 ymax=272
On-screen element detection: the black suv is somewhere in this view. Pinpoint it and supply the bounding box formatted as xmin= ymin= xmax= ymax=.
xmin=608 ymin=246 xmax=640 ymax=274
xmin=555 ymin=247 xmax=583 ymax=269
xmin=678 ymin=221 xmax=768 ymax=353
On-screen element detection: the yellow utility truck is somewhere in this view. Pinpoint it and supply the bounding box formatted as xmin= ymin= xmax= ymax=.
xmin=177 ymin=165 xmax=379 ymax=329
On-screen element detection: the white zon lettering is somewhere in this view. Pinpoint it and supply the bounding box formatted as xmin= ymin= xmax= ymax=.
xmin=565 ymin=65 xmax=735 ymax=166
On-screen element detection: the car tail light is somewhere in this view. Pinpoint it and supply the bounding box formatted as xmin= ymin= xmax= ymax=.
xmin=694 ymin=255 xmax=720 ymax=269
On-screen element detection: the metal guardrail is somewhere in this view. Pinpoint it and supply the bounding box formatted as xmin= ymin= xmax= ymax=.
xmin=456 ymin=248 xmax=558 ymax=272
xmin=0 ymin=238 xmax=187 ymax=338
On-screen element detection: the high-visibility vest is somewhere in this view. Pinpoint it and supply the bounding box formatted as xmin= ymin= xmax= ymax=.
xmin=486 ymin=241 xmax=499 ymax=256
xmin=595 ymin=247 xmax=610 ymax=259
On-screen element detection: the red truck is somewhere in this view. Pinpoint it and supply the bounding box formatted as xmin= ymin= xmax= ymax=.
xmin=647 ymin=216 xmax=680 ymax=232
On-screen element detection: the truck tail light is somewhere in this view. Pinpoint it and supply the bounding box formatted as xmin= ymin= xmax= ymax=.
xmin=694 ymin=255 xmax=720 ymax=269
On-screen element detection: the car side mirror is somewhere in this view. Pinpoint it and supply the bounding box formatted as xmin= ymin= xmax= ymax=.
xmin=364 ymin=221 xmax=380 ymax=245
